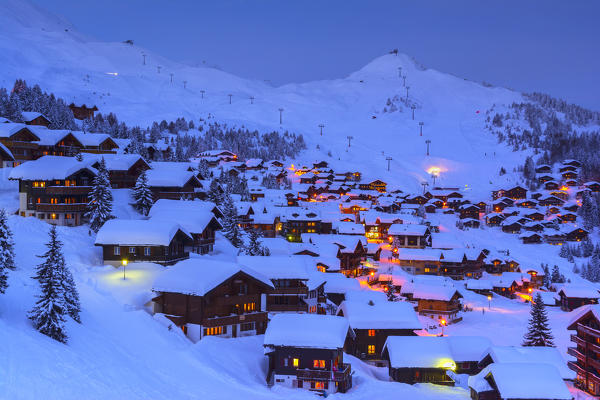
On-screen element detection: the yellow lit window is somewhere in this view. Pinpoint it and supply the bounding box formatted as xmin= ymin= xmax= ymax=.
xmin=204 ymin=326 xmax=223 ymax=336
xmin=368 ymin=345 xmax=376 ymax=355
xmin=293 ymin=358 xmax=299 ymax=367
xmin=368 ymin=329 xmax=376 ymax=337
xmin=243 ymin=303 xmax=256 ymax=312
xmin=313 ymin=359 xmax=325 ymax=368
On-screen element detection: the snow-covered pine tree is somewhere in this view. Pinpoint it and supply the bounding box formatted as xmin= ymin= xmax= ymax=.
xmin=386 ymin=282 xmax=396 ymax=301
xmin=581 ymin=238 xmax=594 ymax=257
xmin=132 ymin=170 xmax=154 ymax=216
xmin=243 ymin=228 xmax=269 ymax=256
xmin=207 ymin=179 xmax=223 ymax=204
xmin=0 ymin=208 xmax=16 ymax=272
xmin=220 ymin=193 xmax=243 ymax=248
xmin=28 ymin=226 xmax=69 ymax=343
xmin=238 ymin=176 xmax=250 ymax=202
xmin=85 ymin=158 xmax=113 ymax=232
xmin=522 ymin=293 xmax=555 ymax=347
xmin=559 ymin=245 xmax=569 ymax=258
xmin=541 ymin=264 xmax=551 ymax=287
xmin=550 ymin=265 xmax=565 ymax=283
xmin=197 ymin=159 xmax=211 ymax=180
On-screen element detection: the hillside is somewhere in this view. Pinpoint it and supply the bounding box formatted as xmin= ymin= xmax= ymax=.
xmin=0 ymin=0 xmax=536 ymax=195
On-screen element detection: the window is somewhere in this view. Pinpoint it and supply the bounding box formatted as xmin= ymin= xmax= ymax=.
xmin=240 ymin=322 xmax=255 ymax=331
xmin=368 ymin=329 xmax=376 ymax=337
xmin=144 ymin=247 xmax=151 ymax=256
xmin=114 ymin=246 xmax=121 ymax=256
xmin=313 ymin=360 xmax=325 ymax=369
xmin=50 ymin=213 xmax=57 ymax=220
xmin=129 ymin=247 xmax=136 ymax=254
xmin=204 ymin=326 xmax=224 ymax=336
xmin=368 ymin=345 xmax=376 ymax=355
xmin=243 ymin=303 xmax=256 ymax=312
xmin=311 ymin=381 xmax=325 ymax=390
xmin=292 ymin=358 xmax=299 ymax=367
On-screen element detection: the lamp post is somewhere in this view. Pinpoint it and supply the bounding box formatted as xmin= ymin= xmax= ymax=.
xmin=487 ymin=294 xmax=492 ymax=310
xmin=440 ymin=319 xmax=447 ymax=336
xmin=122 ymin=259 xmax=128 ymax=280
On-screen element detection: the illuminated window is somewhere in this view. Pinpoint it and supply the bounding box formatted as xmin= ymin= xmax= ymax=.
xmin=114 ymin=246 xmax=120 ymax=256
xmin=292 ymin=358 xmax=299 ymax=367
xmin=243 ymin=302 xmax=256 ymax=312
xmin=204 ymin=326 xmax=224 ymax=336
xmin=368 ymin=345 xmax=376 ymax=355
xmin=313 ymin=360 xmax=325 ymax=368
xmin=311 ymin=381 xmax=325 ymax=390
xmin=368 ymin=329 xmax=376 ymax=337
xmin=50 ymin=213 xmax=57 ymax=220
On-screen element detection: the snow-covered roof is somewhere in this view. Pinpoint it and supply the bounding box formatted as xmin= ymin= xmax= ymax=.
xmin=557 ymin=284 xmax=600 ymax=299
xmin=264 ymin=314 xmax=350 ymax=349
xmin=0 ymin=122 xmax=37 ymax=138
xmin=337 ymin=299 xmax=422 ymax=330
xmin=323 ymin=273 xmax=362 ymax=294
xmin=20 ymin=112 xmax=47 ymax=122
xmin=481 ymin=346 xmax=574 ymax=380
xmin=72 ymin=131 xmax=115 ymax=147
xmin=82 ymin=153 xmax=147 ymax=171
xmin=410 ymin=283 xmax=461 ymax=302
xmin=468 ymin=363 xmax=571 ymax=399
xmin=388 ymin=224 xmax=429 ymax=236
xmin=384 ymin=336 xmax=455 ymax=369
xmin=152 ymin=258 xmax=273 ymax=296
xmin=146 ymin=167 xmax=199 ymax=187
xmin=396 ymin=248 xmax=442 ymax=262
xmin=446 ymin=336 xmax=492 ymax=362
xmin=237 ymin=256 xmax=310 ymax=280
xmin=8 ymin=155 xmax=97 ymax=180
xmin=337 ymin=222 xmax=365 ymax=235
xmin=95 ymin=219 xmax=192 ymax=246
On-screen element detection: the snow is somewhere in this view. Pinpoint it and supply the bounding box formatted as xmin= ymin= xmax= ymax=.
xmin=94 ymin=219 xmax=191 ymax=246
xmin=152 ymin=258 xmax=273 ymax=296
xmin=8 ymin=155 xmax=97 ymax=180
xmin=81 ymin=153 xmax=147 ymax=171
xmin=146 ymin=167 xmax=198 ymax=188
xmin=237 ymin=255 xmax=311 ymax=280
xmin=557 ymin=284 xmax=600 ymax=299
xmin=264 ymin=314 xmax=350 ymax=350
xmin=384 ymin=336 xmax=455 ymax=369
xmin=446 ymin=336 xmax=492 ymax=363
xmin=468 ymin=363 xmax=571 ymax=400
xmin=480 ymin=346 xmax=574 ymax=380
xmin=337 ymin=299 xmax=422 ymax=331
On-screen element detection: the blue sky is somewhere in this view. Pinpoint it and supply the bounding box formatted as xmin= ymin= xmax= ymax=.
xmin=32 ymin=0 xmax=600 ymax=109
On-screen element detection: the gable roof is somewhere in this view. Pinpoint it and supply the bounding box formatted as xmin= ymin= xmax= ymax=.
xmin=264 ymin=314 xmax=350 ymax=349
xmin=95 ymin=219 xmax=192 ymax=246
xmin=337 ymin=299 xmax=422 ymax=330
xmin=384 ymin=336 xmax=455 ymax=369
xmin=8 ymin=155 xmax=97 ymax=180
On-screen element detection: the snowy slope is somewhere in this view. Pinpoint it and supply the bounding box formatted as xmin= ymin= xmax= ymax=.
xmin=0 ymin=0 xmax=529 ymax=195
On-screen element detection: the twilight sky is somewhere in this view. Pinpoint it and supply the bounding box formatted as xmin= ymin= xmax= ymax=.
xmin=32 ymin=0 xmax=600 ymax=109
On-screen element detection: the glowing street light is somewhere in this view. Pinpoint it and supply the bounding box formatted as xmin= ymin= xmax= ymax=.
xmin=440 ymin=319 xmax=447 ymax=336
xmin=487 ymin=294 xmax=492 ymax=310
xmin=122 ymin=259 xmax=128 ymax=280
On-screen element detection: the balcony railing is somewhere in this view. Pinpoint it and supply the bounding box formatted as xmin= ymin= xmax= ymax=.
xmin=297 ymin=363 xmax=351 ymax=382
xmin=44 ymin=186 xmax=91 ymax=195
xmin=571 ymin=334 xmax=587 ymax=348
xmin=201 ymin=311 xmax=268 ymax=328
xmin=271 ymin=287 xmax=308 ymax=295
xmin=36 ymin=203 xmax=87 ymax=212
xmin=568 ymin=347 xmax=585 ymax=361
xmin=578 ymin=323 xmax=600 ymax=339
xmin=268 ymin=304 xmax=308 ymax=312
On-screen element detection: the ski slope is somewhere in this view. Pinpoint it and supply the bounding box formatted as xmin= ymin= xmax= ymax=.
xmin=0 ymin=0 xmax=529 ymax=195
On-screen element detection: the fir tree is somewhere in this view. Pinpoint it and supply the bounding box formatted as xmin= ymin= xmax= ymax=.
xmin=197 ymin=159 xmax=211 ymax=180
xmin=28 ymin=226 xmax=69 ymax=343
xmin=220 ymin=193 xmax=243 ymax=248
xmin=132 ymin=170 xmax=154 ymax=216
xmin=207 ymin=179 xmax=223 ymax=204
xmin=522 ymin=293 xmax=555 ymax=347
xmin=550 ymin=265 xmax=565 ymax=283
xmin=386 ymin=282 xmax=396 ymax=301
xmin=85 ymin=158 xmax=113 ymax=232
xmin=0 ymin=209 xmax=16 ymax=271
xmin=243 ymin=228 xmax=270 ymax=256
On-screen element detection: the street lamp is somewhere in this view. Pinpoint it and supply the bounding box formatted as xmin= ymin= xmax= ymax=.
xmin=440 ymin=319 xmax=447 ymax=336
xmin=487 ymin=294 xmax=492 ymax=310
xmin=122 ymin=259 xmax=128 ymax=280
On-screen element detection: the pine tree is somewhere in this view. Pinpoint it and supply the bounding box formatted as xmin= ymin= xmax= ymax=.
xmin=243 ymin=228 xmax=269 ymax=256
xmin=559 ymin=245 xmax=569 ymax=258
xmin=541 ymin=264 xmax=551 ymax=287
xmin=386 ymin=282 xmax=396 ymax=301
xmin=132 ymin=170 xmax=154 ymax=216
xmin=207 ymin=179 xmax=223 ymax=204
xmin=550 ymin=265 xmax=565 ymax=283
xmin=197 ymin=159 xmax=211 ymax=180
xmin=220 ymin=193 xmax=243 ymax=248
xmin=28 ymin=226 xmax=69 ymax=343
xmin=522 ymin=293 xmax=555 ymax=347
xmin=0 ymin=208 xmax=15 ymax=295
xmin=85 ymin=158 xmax=113 ymax=232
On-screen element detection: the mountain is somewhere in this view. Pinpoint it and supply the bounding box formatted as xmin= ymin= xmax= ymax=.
xmin=0 ymin=0 xmax=541 ymax=194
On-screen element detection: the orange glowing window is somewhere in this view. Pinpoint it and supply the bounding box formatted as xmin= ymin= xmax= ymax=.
xmin=368 ymin=329 xmax=376 ymax=337
xmin=313 ymin=360 xmax=325 ymax=368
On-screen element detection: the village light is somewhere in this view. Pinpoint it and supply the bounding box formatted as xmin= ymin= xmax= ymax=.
xmin=487 ymin=295 xmax=492 ymax=309
xmin=122 ymin=258 xmax=128 ymax=280
xmin=440 ymin=319 xmax=447 ymax=336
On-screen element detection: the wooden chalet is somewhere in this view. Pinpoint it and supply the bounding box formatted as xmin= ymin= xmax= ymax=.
xmin=21 ymin=112 xmax=50 ymax=127
xmin=492 ymin=185 xmax=527 ymax=200
xmin=281 ymin=208 xmax=327 ymax=242
xmin=568 ymin=305 xmax=600 ymax=396
xmin=85 ymin=154 xmax=150 ymax=188
xmin=146 ymin=166 xmax=204 ymax=200
xmin=535 ymin=164 xmax=552 ymax=174
xmin=264 ymin=314 xmax=353 ymax=394
xmin=338 ymin=300 xmax=421 ymax=365
xmin=0 ymin=142 xmax=15 ymax=168
xmin=69 ymin=103 xmax=98 ymax=120
xmin=8 ymin=155 xmax=96 ymax=226
xmin=358 ymin=179 xmax=387 ymax=193
xmin=459 ymin=203 xmax=480 ymax=219
xmin=95 ymin=219 xmax=193 ymax=266
xmin=383 ymin=336 xmax=456 ymax=386
xmin=558 ymin=286 xmax=599 ymax=311
xmin=0 ymin=123 xmax=40 ymax=164
xmin=585 ymin=182 xmax=600 ymax=192
xmin=413 ymin=285 xmax=463 ymax=323
xmin=152 ymin=259 xmax=274 ymax=342
xmin=388 ymin=224 xmax=431 ymax=248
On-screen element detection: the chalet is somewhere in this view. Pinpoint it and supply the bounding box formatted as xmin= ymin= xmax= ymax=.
xmin=388 ymin=224 xmax=431 ymax=248
xmin=382 ymin=336 xmax=455 ymax=386
xmin=557 ymin=285 xmax=599 ymax=311
xmin=264 ymin=314 xmax=353 ymax=394
xmin=465 ymin=279 xmax=493 ymax=296
xmin=485 ymin=213 xmax=505 ymax=227
xmin=8 ymin=156 xmax=96 ymax=226
xmin=146 ymin=166 xmax=203 ymax=200
xmin=249 ymin=211 xmax=280 ymax=238
xmin=538 ymin=195 xmax=564 ymax=207
xmin=537 ymin=174 xmax=556 ymax=184
xmin=567 ymin=305 xmax=600 ymax=395
xmin=245 ymin=158 xmax=264 ymax=170
xmin=563 ymin=226 xmax=589 ymax=242
xmin=95 ymin=219 xmax=193 ymax=266
xmin=73 ymin=132 xmax=119 ymax=154
xmin=69 ymin=103 xmax=98 ymax=120
xmin=519 ymin=266 xmax=545 ymax=288
xmin=468 ymin=363 xmax=571 ymax=400
xmin=447 ymin=336 xmax=492 ymax=375
xmin=458 ymin=203 xmax=480 ymax=220
xmin=557 ymin=211 xmax=577 ymax=223
xmin=335 ymin=237 xmax=368 ymax=277
xmin=559 ymin=164 xmax=578 ymax=173
xmin=535 ymin=164 xmax=552 ymax=174
xmin=0 ymin=123 xmax=40 ymax=164
xmin=148 ymin=199 xmax=222 ymax=254
xmin=514 ymin=198 xmax=537 ymax=208
xmin=492 ymin=186 xmax=527 ymax=200
xmin=500 ymin=217 xmax=523 ymax=234
xmin=238 ymin=256 xmax=326 ymax=314
xmin=361 ymin=211 xmax=403 ymax=240
xmin=21 ymin=111 xmax=50 ymax=127
xmin=312 ymin=160 xmax=329 ymax=169
xmin=152 ymin=259 xmax=273 ymax=342
xmin=339 ymin=200 xmax=371 ymax=215
xmin=544 ymin=180 xmax=560 ymax=190
xmin=521 ymin=220 xmax=544 ymax=232
xmin=395 ymin=248 xmax=443 ymax=275
xmin=84 ymin=153 xmax=150 ymax=188
xmin=543 ymin=229 xmax=567 ymax=245
xmin=439 ymin=249 xmax=482 ymax=280
xmin=299 ymin=172 xmax=317 ymax=184
xmin=565 ymin=178 xmax=578 ymax=187
xmin=412 ymin=285 xmax=463 ymax=323
xmin=563 ymin=159 xmax=582 ymax=168
xmin=337 ymin=299 xmax=421 ymax=365
xmin=489 ymin=276 xmax=518 ymax=298
xmin=281 ymin=208 xmax=326 ymax=242
xmin=522 ymin=210 xmax=544 ymax=221
xmin=337 ymin=222 xmax=365 ymax=236
xmin=0 ymin=143 xmax=15 ymax=168
xmin=405 ymin=194 xmax=428 ymax=205
xmin=249 ymin=187 xmax=265 ymax=202
xmin=144 ymin=140 xmax=172 ymax=161
xmin=584 ymin=181 xmax=600 ymax=192
xmin=335 ymin=171 xmax=361 ymax=182
xmin=519 ymin=232 xmax=543 ymax=244
xmin=562 ymin=170 xmax=578 ymax=180
xmin=424 ymin=198 xmax=443 ymax=213
xmin=34 ymin=129 xmax=84 ymax=157
xmin=477 ymin=345 xmax=574 ymax=381
xmin=358 ymin=179 xmax=387 ymax=193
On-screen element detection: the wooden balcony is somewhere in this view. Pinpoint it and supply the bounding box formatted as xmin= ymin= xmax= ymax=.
xmin=212 ymin=294 xmax=261 ymax=307
xmin=572 ymin=334 xmax=587 ymax=348
xmin=36 ymin=203 xmax=87 ymax=212
xmin=578 ymin=323 xmax=600 ymax=339
xmin=201 ymin=311 xmax=268 ymax=328
xmin=297 ymin=363 xmax=351 ymax=382
xmin=268 ymin=304 xmax=308 ymax=312
xmin=45 ymin=186 xmax=91 ymax=195
xmin=568 ymin=347 xmax=585 ymax=361
xmin=271 ymin=287 xmax=308 ymax=295
xmin=568 ymin=360 xmax=600 ymax=383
